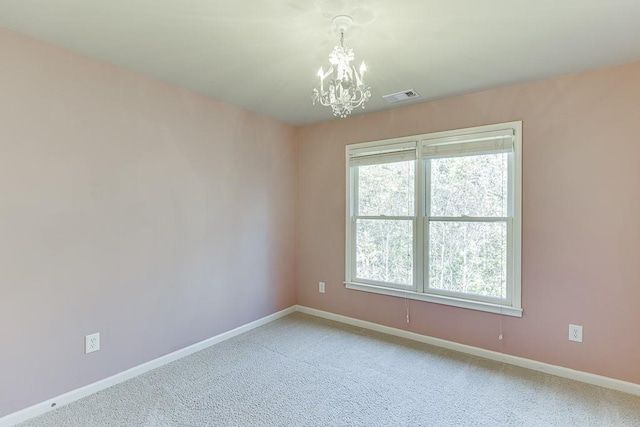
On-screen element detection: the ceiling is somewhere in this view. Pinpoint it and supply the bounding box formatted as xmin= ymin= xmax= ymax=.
xmin=1 ymin=0 xmax=640 ymax=126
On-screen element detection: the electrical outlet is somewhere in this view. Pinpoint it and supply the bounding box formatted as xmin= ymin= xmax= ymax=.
xmin=319 ymin=282 xmax=325 ymax=293
xmin=85 ymin=333 xmax=100 ymax=354
xmin=569 ymin=324 xmax=583 ymax=343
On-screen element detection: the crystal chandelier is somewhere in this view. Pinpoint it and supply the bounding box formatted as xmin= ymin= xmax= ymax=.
xmin=312 ymin=15 xmax=371 ymax=118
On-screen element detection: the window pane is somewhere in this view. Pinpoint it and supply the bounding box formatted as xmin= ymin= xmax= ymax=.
xmin=357 ymin=161 xmax=414 ymax=216
xmin=428 ymin=221 xmax=506 ymax=299
xmin=430 ymin=153 xmax=507 ymax=217
xmin=356 ymin=219 xmax=413 ymax=286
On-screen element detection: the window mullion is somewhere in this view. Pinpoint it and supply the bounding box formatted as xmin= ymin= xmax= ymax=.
xmin=506 ymin=218 xmax=513 ymax=304
xmin=353 ymin=216 xmax=415 ymax=220
xmin=349 ymin=166 xmax=359 ymax=283
xmin=414 ymin=157 xmax=423 ymax=293
xmin=429 ymin=216 xmax=509 ymax=222
xmin=421 ymin=158 xmax=431 ymax=294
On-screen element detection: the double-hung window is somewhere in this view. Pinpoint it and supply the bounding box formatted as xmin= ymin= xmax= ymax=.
xmin=346 ymin=122 xmax=522 ymax=316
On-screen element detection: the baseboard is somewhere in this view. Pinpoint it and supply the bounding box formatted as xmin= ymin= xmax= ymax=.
xmin=295 ymin=305 xmax=640 ymax=397
xmin=0 ymin=306 xmax=297 ymax=427
xmin=4 ymin=304 xmax=637 ymax=426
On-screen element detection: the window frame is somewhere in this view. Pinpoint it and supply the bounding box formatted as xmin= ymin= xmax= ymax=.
xmin=350 ymin=153 xmax=418 ymax=290
xmin=345 ymin=121 xmax=523 ymax=317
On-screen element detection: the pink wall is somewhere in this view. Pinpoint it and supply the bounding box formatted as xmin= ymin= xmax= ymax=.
xmin=0 ymin=28 xmax=297 ymax=417
xmin=296 ymin=62 xmax=640 ymax=384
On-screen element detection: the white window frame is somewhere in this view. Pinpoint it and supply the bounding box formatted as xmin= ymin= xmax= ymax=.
xmin=345 ymin=121 xmax=523 ymax=317
xmin=349 ymin=144 xmax=418 ymax=290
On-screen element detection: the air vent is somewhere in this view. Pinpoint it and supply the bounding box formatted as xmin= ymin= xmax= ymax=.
xmin=382 ymin=89 xmax=421 ymax=104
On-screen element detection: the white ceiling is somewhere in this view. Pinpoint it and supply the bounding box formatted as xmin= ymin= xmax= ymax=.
xmin=1 ymin=0 xmax=640 ymax=126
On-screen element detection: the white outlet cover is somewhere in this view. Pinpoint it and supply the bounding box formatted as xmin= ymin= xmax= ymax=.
xmin=85 ymin=332 xmax=100 ymax=354
xmin=319 ymin=282 xmax=325 ymax=293
xmin=569 ymin=324 xmax=583 ymax=343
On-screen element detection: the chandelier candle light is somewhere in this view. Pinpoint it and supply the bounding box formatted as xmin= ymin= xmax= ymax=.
xmin=312 ymin=15 xmax=371 ymax=118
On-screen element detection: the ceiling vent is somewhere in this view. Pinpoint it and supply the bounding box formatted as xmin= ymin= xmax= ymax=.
xmin=382 ymin=89 xmax=421 ymax=103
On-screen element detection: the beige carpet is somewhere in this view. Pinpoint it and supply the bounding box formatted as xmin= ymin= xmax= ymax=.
xmin=19 ymin=313 xmax=640 ymax=426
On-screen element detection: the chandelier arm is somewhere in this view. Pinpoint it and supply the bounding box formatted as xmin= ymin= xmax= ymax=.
xmin=312 ymin=15 xmax=370 ymax=118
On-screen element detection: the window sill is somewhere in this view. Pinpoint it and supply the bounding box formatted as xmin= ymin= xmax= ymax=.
xmin=344 ymin=282 xmax=523 ymax=317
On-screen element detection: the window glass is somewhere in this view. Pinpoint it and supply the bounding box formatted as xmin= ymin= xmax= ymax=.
xmin=355 ymin=219 xmax=413 ymax=285
xmin=428 ymin=221 xmax=507 ymax=299
xmin=357 ymin=161 xmax=414 ymax=217
xmin=430 ymin=153 xmax=507 ymax=217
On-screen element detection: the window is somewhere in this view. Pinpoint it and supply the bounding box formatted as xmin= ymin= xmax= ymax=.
xmin=345 ymin=122 xmax=522 ymax=316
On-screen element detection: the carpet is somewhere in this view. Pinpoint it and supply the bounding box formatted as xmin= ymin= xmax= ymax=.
xmin=18 ymin=313 xmax=640 ymax=426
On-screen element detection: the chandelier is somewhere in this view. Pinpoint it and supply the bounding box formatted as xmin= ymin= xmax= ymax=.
xmin=312 ymin=15 xmax=371 ymax=118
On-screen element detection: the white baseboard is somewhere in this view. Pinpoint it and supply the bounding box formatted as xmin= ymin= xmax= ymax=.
xmin=0 ymin=306 xmax=296 ymax=427
xmin=4 ymin=304 xmax=638 ymax=426
xmin=295 ymin=305 xmax=640 ymax=397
